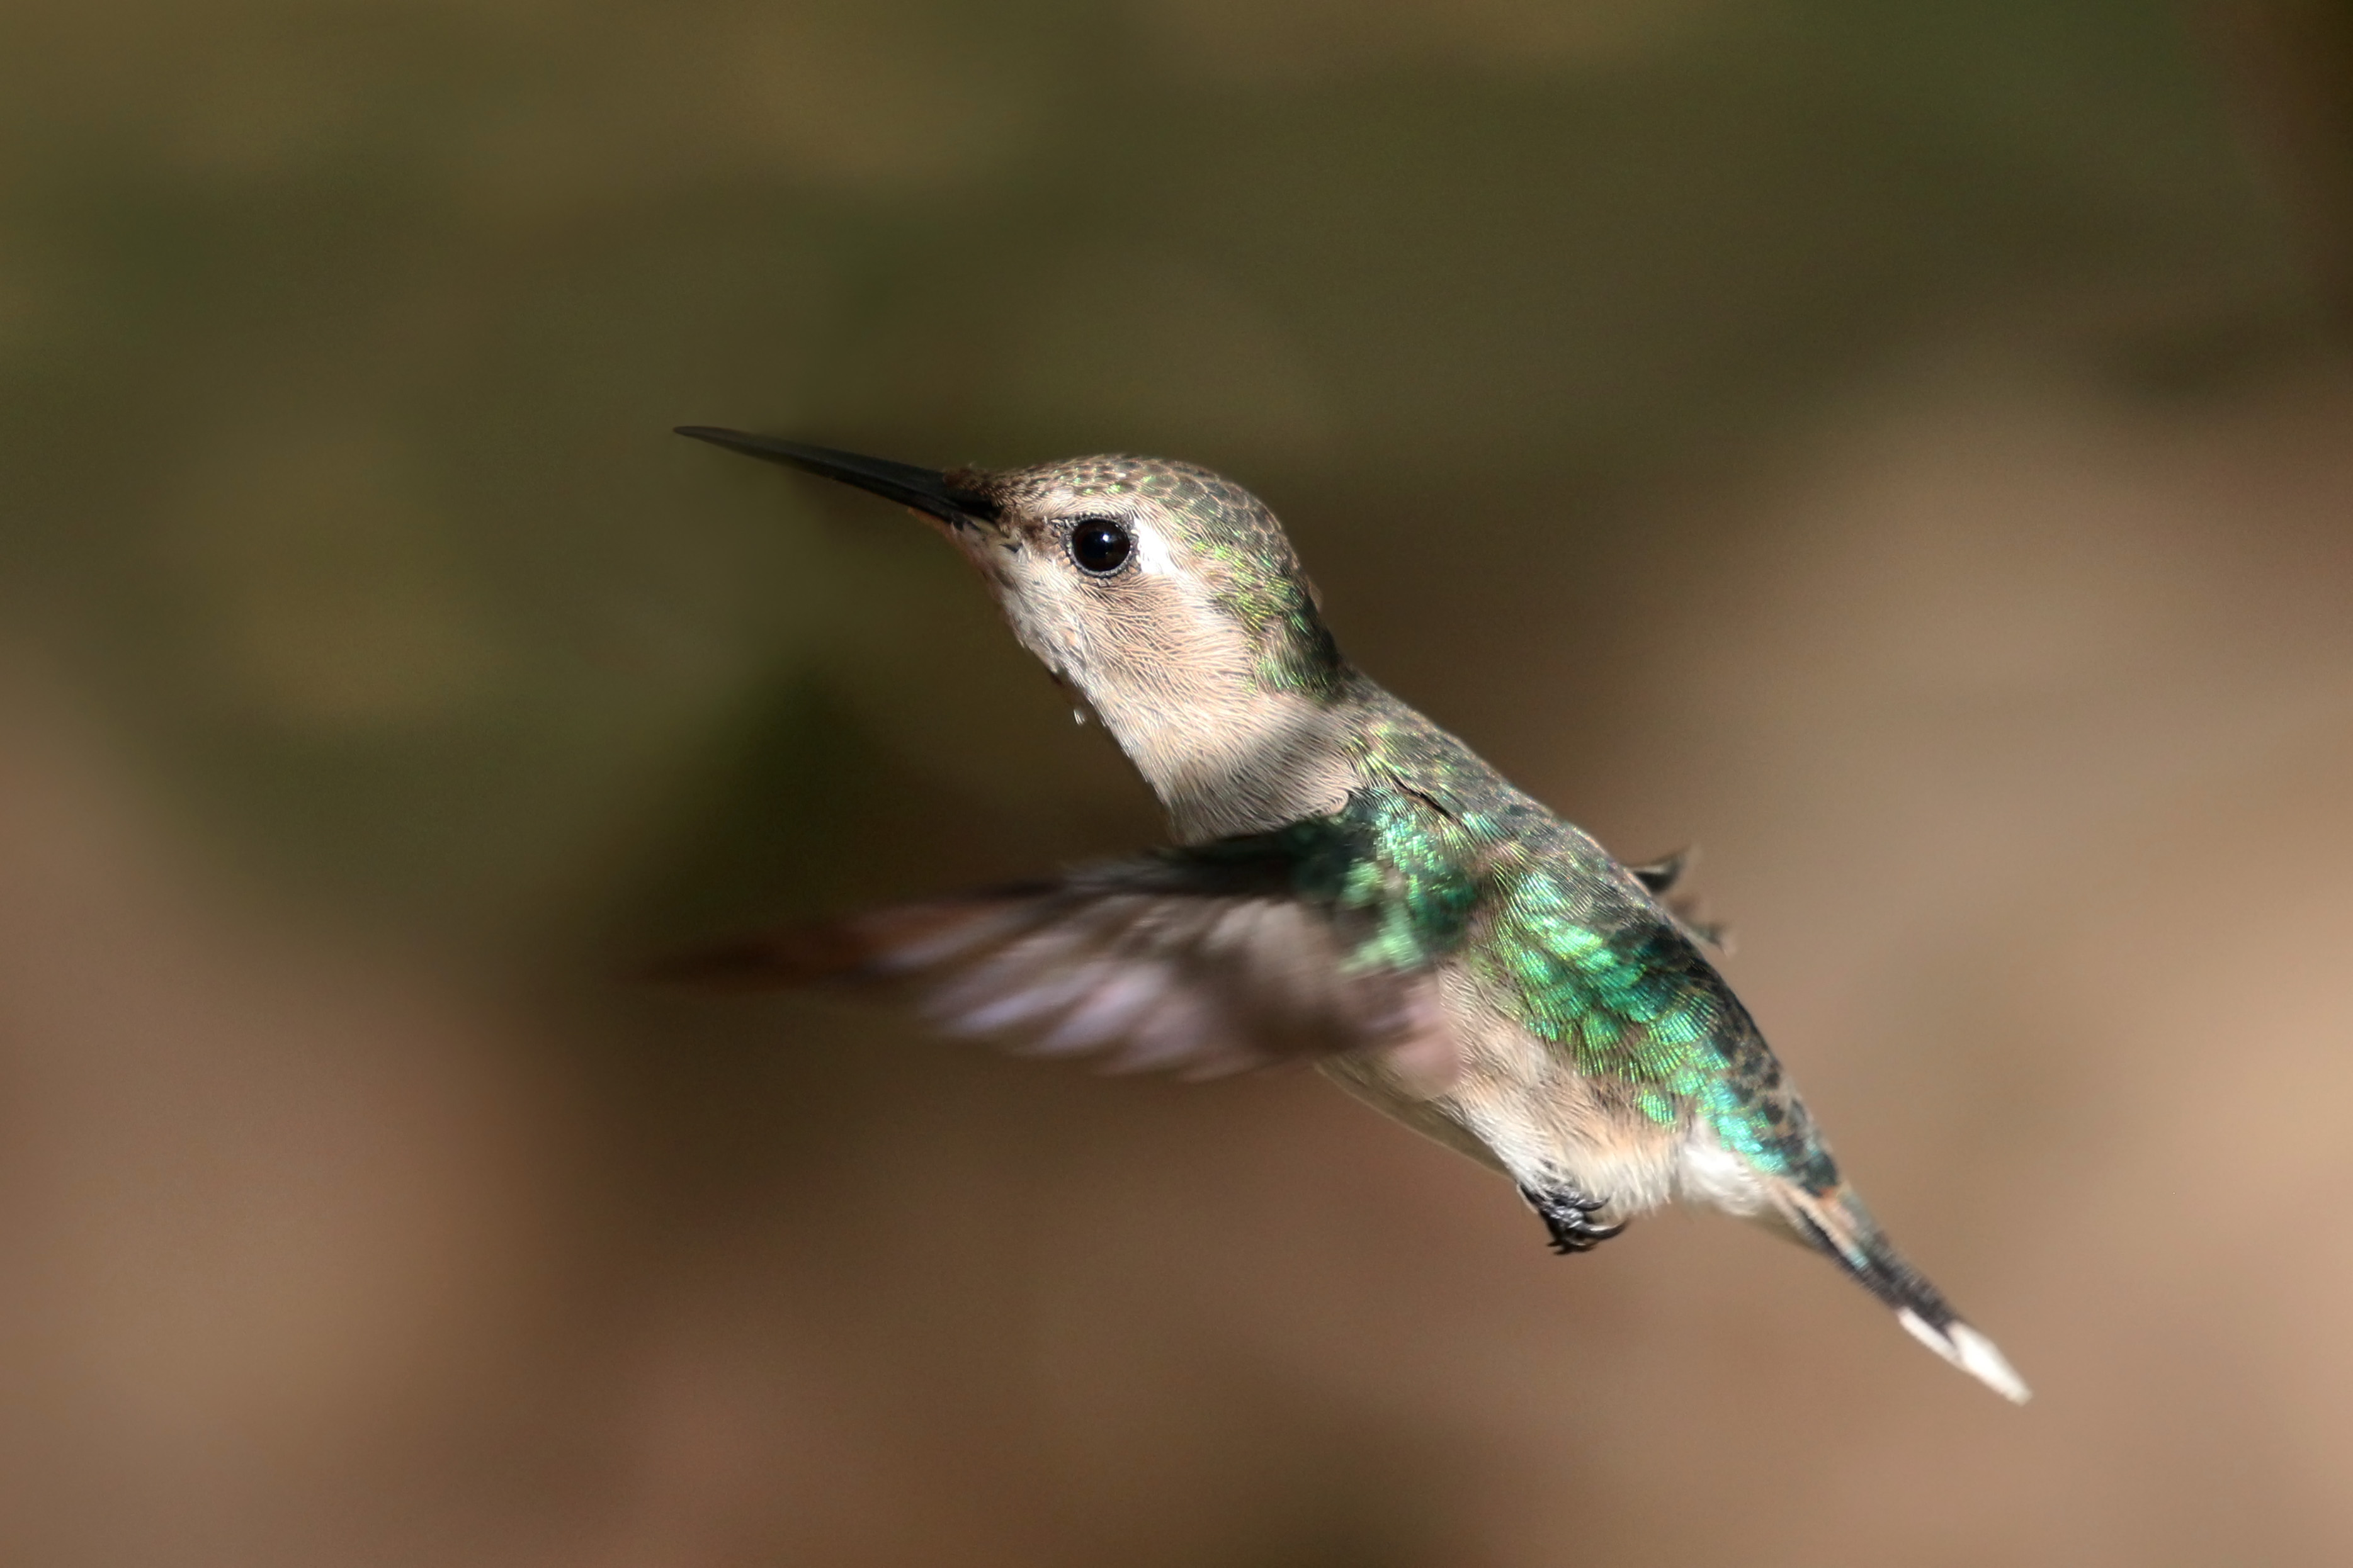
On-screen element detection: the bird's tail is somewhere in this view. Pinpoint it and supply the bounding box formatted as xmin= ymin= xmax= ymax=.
xmin=1768 ymin=1182 xmax=2031 ymax=1403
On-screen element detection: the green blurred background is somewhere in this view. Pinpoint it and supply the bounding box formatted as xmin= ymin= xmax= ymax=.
xmin=4 ymin=2 xmax=2352 ymax=1564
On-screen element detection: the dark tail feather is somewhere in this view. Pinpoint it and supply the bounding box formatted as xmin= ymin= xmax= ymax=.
xmin=1771 ymin=1184 xmax=2031 ymax=1403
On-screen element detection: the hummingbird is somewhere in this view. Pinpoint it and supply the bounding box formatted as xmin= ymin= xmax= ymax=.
xmin=667 ymin=426 xmax=2029 ymax=1404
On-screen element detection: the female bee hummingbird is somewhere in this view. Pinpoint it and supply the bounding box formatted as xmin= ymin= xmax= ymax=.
xmin=669 ymin=427 xmax=2029 ymax=1403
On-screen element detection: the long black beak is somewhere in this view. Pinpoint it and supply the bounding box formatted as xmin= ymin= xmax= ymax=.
xmin=675 ymin=427 xmax=998 ymax=527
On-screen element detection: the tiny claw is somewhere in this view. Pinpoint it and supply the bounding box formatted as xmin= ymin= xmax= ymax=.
xmin=1545 ymin=1220 xmax=1624 ymax=1255
xmin=1519 ymin=1184 xmax=1628 ymax=1255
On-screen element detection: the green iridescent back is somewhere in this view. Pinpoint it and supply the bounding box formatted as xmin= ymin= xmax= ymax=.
xmin=1313 ymin=684 xmax=1843 ymax=1195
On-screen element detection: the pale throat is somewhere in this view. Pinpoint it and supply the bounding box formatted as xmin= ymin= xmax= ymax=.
xmin=1091 ymin=673 xmax=1360 ymax=843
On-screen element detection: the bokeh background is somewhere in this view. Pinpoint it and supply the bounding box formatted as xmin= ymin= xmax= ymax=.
xmin=4 ymin=1 xmax=2352 ymax=1564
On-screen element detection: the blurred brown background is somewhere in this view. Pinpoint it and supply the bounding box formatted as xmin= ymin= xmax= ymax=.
xmin=3 ymin=1 xmax=2351 ymax=1564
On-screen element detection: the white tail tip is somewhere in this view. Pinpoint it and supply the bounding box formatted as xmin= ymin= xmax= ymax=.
xmin=1898 ymin=1309 xmax=2032 ymax=1403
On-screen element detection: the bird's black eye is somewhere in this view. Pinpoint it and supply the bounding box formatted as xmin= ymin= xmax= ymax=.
xmin=1069 ymin=519 xmax=1134 ymax=575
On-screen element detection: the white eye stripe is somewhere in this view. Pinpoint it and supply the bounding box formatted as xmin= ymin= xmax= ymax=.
xmin=1130 ymin=519 xmax=1175 ymax=577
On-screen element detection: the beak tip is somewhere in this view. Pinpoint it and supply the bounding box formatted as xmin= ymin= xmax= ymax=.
xmin=672 ymin=424 xmax=997 ymax=526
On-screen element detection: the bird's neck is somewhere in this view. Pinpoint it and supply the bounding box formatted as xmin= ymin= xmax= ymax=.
xmin=1096 ymin=679 xmax=1367 ymax=844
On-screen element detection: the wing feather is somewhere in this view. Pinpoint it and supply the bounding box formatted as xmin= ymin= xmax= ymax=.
xmin=652 ymin=825 xmax=1454 ymax=1086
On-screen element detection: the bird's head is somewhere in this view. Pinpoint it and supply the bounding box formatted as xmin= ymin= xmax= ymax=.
xmin=681 ymin=429 xmax=1352 ymax=832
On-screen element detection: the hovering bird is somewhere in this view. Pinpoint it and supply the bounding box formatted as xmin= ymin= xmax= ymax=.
xmin=667 ymin=427 xmax=2028 ymax=1402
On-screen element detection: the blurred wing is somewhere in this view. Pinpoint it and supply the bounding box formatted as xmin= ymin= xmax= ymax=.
xmin=655 ymin=829 xmax=1454 ymax=1085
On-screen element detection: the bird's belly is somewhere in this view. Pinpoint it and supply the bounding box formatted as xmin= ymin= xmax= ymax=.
xmin=1317 ymin=966 xmax=1689 ymax=1221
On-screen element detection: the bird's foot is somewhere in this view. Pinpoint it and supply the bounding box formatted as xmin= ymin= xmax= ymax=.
xmin=1519 ymin=1184 xmax=1626 ymax=1255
